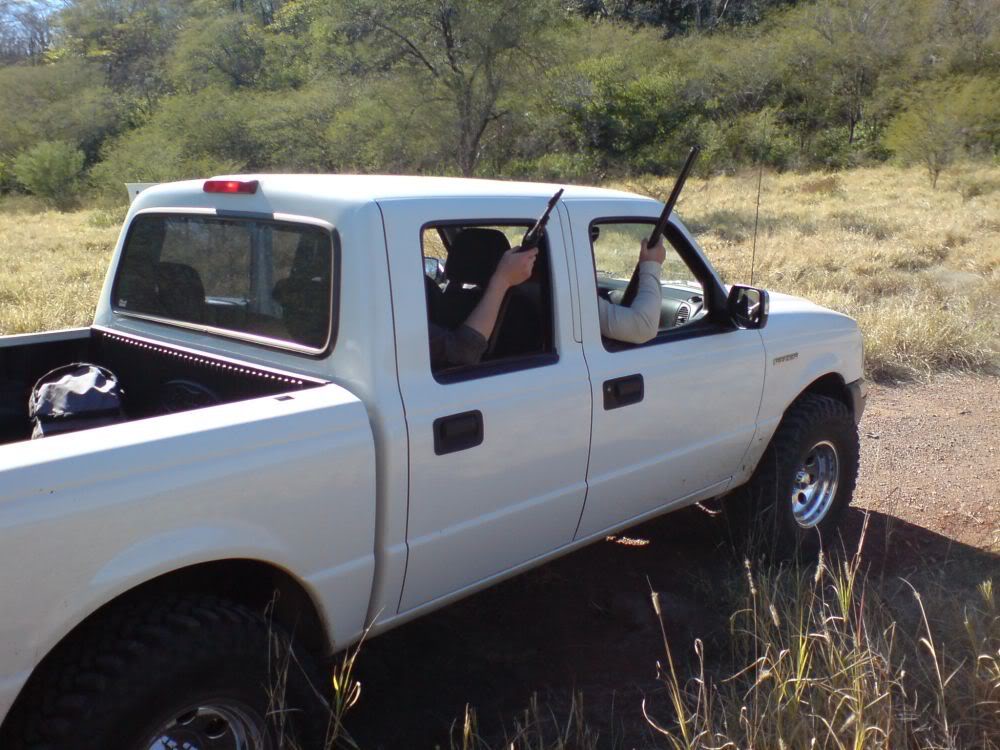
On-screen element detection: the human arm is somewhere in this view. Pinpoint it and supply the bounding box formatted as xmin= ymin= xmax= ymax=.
xmin=463 ymin=246 xmax=537 ymax=339
xmin=598 ymin=239 xmax=665 ymax=344
xmin=429 ymin=246 xmax=537 ymax=369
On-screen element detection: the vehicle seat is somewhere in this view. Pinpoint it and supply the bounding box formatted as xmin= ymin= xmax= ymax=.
xmin=425 ymin=274 xmax=445 ymax=324
xmin=439 ymin=228 xmax=510 ymax=329
xmin=272 ymin=234 xmax=330 ymax=348
xmin=155 ymin=262 xmax=205 ymax=323
xmin=490 ymin=284 xmax=543 ymax=358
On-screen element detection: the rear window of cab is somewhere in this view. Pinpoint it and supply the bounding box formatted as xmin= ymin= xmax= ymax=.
xmin=112 ymin=214 xmax=337 ymax=354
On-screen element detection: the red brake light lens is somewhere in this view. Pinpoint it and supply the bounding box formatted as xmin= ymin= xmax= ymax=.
xmin=203 ymin=179 xmax=259 ymax=194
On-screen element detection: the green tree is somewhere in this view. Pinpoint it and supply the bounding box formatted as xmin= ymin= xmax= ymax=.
xmin=90 ymin=123 xmax=245 ymax=197
xmin=13 ymin=141 xmax=85 ymax=209
xmin=170 ymin=13 xmax=267 ymax=90
xmin=0 ymin=61 xmax=119 ymax=163
xmin=0 ymin=0 xmax=57 ymax=63
xmin=318 ymin=0 xmax=564 ymax=176
xmin=886 ymin=85 xmax=962 ymax=188
xmin=887 ymin=76 xmax=1000 ymax=187
xmin=58 ymin=0 xmax=187 ymax=119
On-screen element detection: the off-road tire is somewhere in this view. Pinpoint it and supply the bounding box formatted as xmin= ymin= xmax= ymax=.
xmin=4 ymin=594 xmax=328 ymax=750
xmin=737 ymin=393 xmax=859 ymax=560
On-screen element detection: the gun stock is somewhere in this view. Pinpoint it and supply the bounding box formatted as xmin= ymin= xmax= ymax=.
xmin=620 ymin=146 xmax=701 ymax=307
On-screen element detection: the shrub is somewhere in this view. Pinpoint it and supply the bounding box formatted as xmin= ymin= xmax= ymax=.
xmin=0 ymin=157 xmax=15 ymax=194
xmin=13 ymin=141 xmax=86 ymax=210
xmin=807 ymin=127 xmax=857 ymax=170
xmin=507 ymin=152 xmax=602 ymax=183
xmin=701 ymin=110 xmax=797 ymax=174
xmin=90 ymin=126 xmax=243 ymax=198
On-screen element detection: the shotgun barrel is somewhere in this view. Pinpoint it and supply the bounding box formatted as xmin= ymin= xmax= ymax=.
xmin=621 ymin=146 xmax=701 ymax=307
xmin=519 ymin=188 xmax=564 ymax=252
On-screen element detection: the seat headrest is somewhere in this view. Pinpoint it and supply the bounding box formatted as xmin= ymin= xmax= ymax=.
xmin=445 ymin=228 xmax=511 ymax=286
xmin=155 ymin=262 xmax=205 ymax=322
xmin=273 ymin=234 xmax=332 ymax=349
xmin=289 ymin=233 xmax=328 ymax=281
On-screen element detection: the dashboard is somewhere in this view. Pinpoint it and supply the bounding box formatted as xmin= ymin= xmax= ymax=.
xmin=596 ymin=275 xmax=706 ymax=331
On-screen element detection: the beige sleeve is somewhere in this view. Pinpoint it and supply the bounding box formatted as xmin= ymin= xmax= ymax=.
xmin=597 ymin=261 xmax=663 ymax=344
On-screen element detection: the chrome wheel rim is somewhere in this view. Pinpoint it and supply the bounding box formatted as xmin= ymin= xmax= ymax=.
xmin=145 ymin=702 xmax=270 ymax=750
xmin=790 ymin=440 xmax=839 ymax=528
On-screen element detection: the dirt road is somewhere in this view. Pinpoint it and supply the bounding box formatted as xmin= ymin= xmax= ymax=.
xmin=854 ymin=375 xmax=999 ymax=551
xmin=347 ymin=375 xmax=1000 ymax=748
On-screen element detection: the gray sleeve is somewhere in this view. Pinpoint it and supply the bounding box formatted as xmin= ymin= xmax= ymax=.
xmin=598 ymin=262 xmax=662 ymax=344
xmin=429 ymin=323 xmax=488 ymax=369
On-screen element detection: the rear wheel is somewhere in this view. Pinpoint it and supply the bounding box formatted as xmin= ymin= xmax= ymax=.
xmin=738 ymin=394 xmax=859 ymax=559
xmin=6 ymin=595 xmax=327 ymax=750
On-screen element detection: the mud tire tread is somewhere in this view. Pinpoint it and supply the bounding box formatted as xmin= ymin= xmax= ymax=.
xmin=4 ymin=594 xmax=326 ymax=750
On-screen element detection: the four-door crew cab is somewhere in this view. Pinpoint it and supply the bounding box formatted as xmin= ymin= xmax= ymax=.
xmin=0 ymin=175 xmax=865 ymax=750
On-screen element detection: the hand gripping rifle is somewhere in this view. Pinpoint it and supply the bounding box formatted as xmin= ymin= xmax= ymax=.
xmin=484 ymin=188 xmax=564 ymax=358
xmin=620 ymin=146 xmax=700 ymax=307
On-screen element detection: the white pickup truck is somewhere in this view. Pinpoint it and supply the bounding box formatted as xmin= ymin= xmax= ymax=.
xmin=0 ymin=175 xmax=866 ymax=750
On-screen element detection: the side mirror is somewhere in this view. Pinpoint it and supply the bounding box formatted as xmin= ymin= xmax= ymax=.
xmin=727 ymin=285 xmax=769 ymax=329
xmin=424 ymin=256 xmax=446 ymax=284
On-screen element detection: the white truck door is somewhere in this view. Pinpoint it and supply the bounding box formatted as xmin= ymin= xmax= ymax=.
xmin=381 ymin=197 xmax=592 ymax=613
xmin=566 ymin=201 xmax=766 ymax=539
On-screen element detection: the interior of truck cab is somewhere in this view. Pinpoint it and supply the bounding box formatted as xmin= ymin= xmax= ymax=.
xmin=422 ymin=223 xmax=555 ymax=378
xmin=589 ymin=220 xmax=711 ymax=348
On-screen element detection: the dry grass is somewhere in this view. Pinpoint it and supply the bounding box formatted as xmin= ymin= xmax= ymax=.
xmin=609 ymin=164 xmax=1000 ymax=381
xmin=642 ymin=530 xmax=1000 ymax=750
xmin=320 ymin=523 xmax=998 ymax=750
xmin=0 ymin=199 xmax=119 ymax=335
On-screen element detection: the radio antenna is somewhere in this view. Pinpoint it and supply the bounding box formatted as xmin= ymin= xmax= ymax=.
xmin=749 ymin=121 xmax=767 ymax=286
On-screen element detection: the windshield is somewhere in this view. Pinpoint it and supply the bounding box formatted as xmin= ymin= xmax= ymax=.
xmin=113 ymin=214 xmax=335 ymax=352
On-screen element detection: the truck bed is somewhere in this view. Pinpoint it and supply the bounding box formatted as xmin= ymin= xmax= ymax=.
xmin=0 ymin=326 xmax=327 ymax=446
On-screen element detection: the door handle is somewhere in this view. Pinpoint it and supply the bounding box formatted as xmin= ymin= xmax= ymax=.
xmin=433 ymin=410 xmax=484 ymax=455
xmin=603 ymin=374 xmax=644 ymax=410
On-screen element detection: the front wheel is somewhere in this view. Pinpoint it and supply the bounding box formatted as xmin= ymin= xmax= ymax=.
xmin=740 ymin=394 xmax=860 ymax=559
xmin=6 ymin=595 xmax=328 ymax=750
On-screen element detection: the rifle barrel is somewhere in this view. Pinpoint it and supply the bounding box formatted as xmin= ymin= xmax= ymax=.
xmin=520 ymin=188 xmax=564 ymax=251
xmin=620 ymin=146 xmax=701 ymax=308
xmin=647 ymin=146 xmax=700 ymax=249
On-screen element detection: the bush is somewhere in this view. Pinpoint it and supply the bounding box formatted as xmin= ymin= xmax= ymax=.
xmin=506 ymin=152 xmax=602 ymax=183
xmin=13 ymin=141 xmax=86 ymax=210
xmin=90 ymin=126 xmax=243 ymax=198
xmin=883 ymin=77 xmax=999 ymax=188
xmin=701 ymin=110 xmax=797 ymax=173
xmin=806 ymin=128 xmax=857 ymax=170
xmin=0 ymin=157 xmax=15 ymax=194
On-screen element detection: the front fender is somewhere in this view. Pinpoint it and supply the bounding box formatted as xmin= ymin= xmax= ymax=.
xmin=733 ymin=293 xmax=863 ymax=482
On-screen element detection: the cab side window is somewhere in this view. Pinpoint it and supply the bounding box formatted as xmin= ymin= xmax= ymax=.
xmin=590 ymin=221 xmax=706 ymax=347
xmin=422 ymin=223 xmax=555 ymax=380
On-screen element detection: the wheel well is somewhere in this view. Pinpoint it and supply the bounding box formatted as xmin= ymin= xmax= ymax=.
xmin=0 ymin=560 xmax=332 ymax=745
xmin=795 ymin=373 xmax=852 ymax=416
xmin=109 ymin=559 xmax=331 ymax=655
xmin=1 ymin=559 xmax=331 ymax=739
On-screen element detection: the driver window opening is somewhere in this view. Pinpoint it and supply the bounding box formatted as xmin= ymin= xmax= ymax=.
xmin=421 ymin=223 xmax=555 ymax=380
xmin=589 ymin=221 xmax=706 ymax=349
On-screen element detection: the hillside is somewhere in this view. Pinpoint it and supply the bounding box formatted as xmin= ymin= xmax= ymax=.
xmin=0 ymin=0 xmax=997 ymax=205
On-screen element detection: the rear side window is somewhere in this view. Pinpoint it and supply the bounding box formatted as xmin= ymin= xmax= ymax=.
xmin=113 ymin=214 xmax=336 ymax=352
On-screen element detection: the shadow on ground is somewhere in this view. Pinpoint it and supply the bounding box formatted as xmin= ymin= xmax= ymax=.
xmin=345 ymin=506 xmax=999 ymax=748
